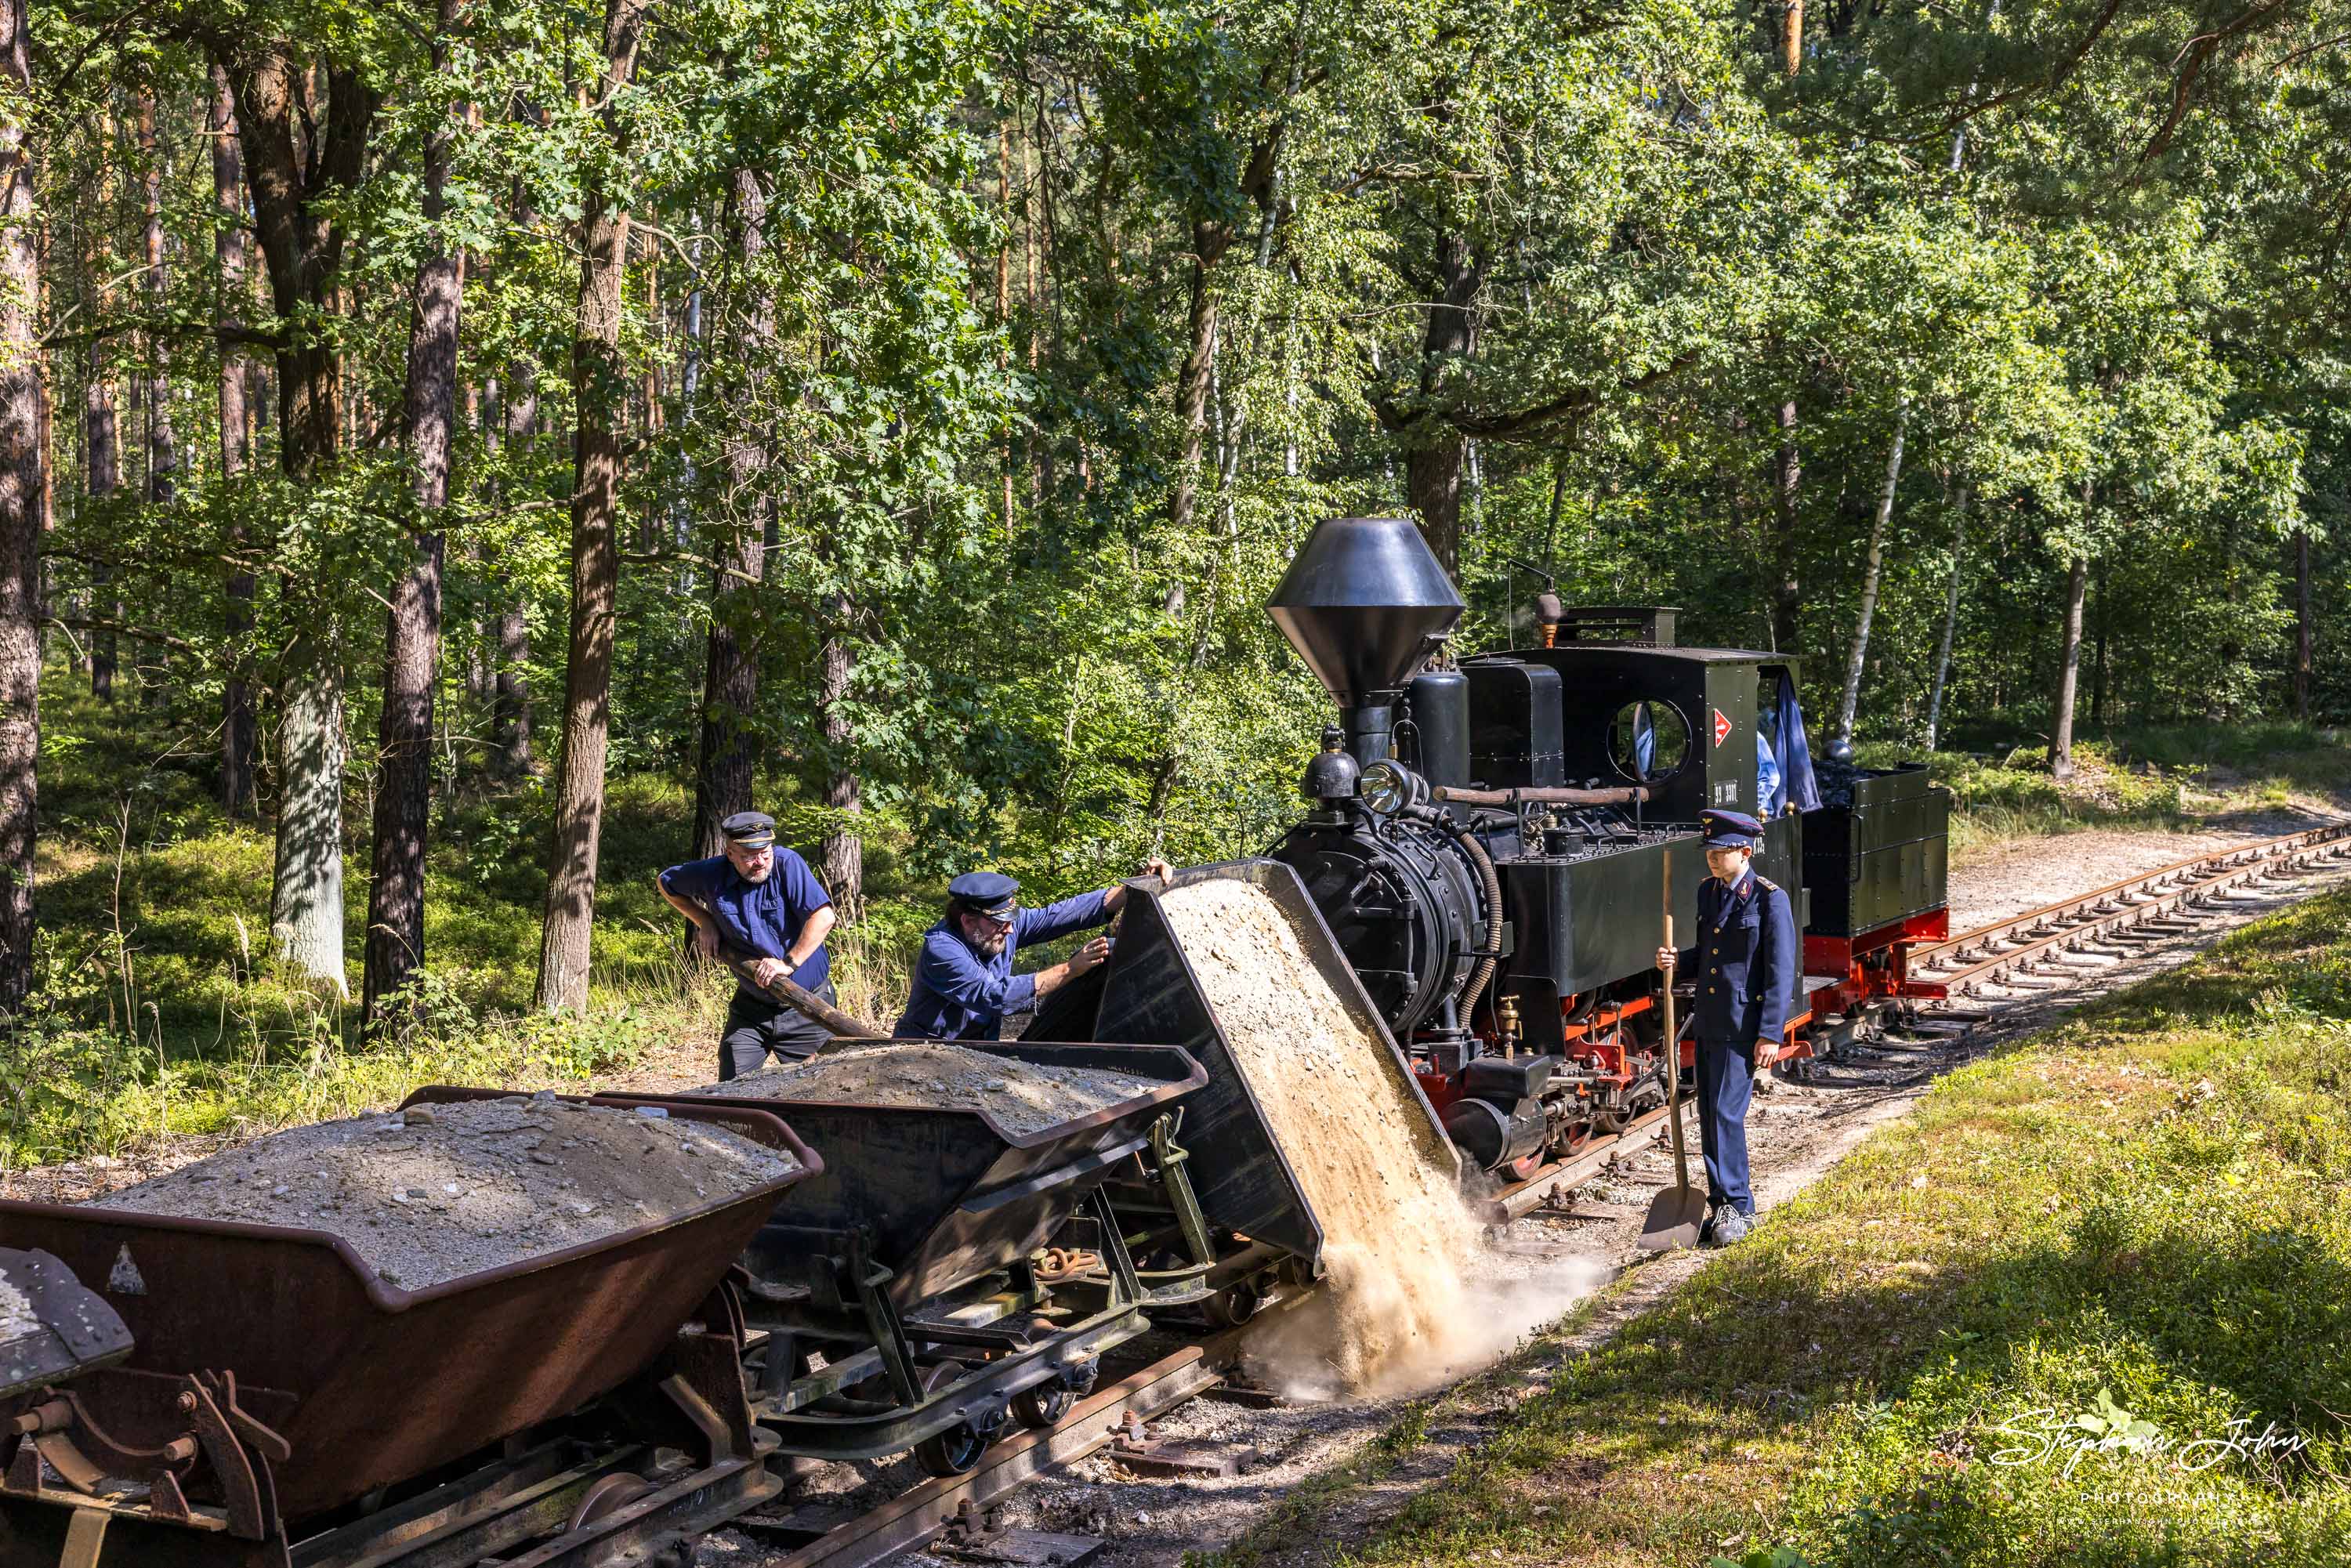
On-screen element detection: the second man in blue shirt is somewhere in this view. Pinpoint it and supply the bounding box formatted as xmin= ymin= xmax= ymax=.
xmin=894 ymin=860 xmax=1171 ymax=1040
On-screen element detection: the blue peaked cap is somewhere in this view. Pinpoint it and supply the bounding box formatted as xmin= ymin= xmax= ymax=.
xmin=1700 ymin=808 xmax=1764 ymax=849
xmin=948 ymin=871 xmax=1020 ymax=917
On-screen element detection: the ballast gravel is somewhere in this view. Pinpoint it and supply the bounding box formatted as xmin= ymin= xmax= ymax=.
xmin=86 ymin=1093 xmax=799 ymax=1291
xmin=675 ymin=1041 xmax=1158 ymax=1137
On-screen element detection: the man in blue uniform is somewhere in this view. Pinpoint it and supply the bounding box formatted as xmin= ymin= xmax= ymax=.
xmin=658 ymin=811 xmax=839 ymax=1077
xmin=1656 ymin=808 xmax=1798 ymax=1247
xmin=896 ymin=860 xmax=1171 ymax=1040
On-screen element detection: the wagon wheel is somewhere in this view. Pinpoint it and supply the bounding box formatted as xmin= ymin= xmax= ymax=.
xmin=565 ymin=1472 xmax=657 ymax=1534
xmin=1013 ymin=1356 xmax=1098 ymax=1429
xmin=915 ymin=1421 xmax=991 ymax=1478
xmin=1012 ymin=1382 xmax=1076 ymax=1429
xmin=1203 ymin=1278 xmax=1264 ymax=1327
xmin=911 ymin=1361 xmax=1009 ymax=1478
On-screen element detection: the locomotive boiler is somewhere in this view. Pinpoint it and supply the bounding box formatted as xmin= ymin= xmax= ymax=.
xmin=1263 ymin=516 xmax=1951 ymax=1177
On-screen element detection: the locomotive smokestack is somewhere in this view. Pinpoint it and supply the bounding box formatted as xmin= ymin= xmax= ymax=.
xmin=1268 ymin=517 xmax=1464 ymax=765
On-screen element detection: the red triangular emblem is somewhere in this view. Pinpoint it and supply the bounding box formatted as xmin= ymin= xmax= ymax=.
xmin=1712 ymin=708 xmax=1732 ymax=747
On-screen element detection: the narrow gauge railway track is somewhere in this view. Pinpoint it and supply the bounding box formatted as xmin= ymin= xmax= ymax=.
xmin=742 ymin=820 xmax=2351 ymax=1568
xmin=1906 ymin=819 xmax=2351 ymax=997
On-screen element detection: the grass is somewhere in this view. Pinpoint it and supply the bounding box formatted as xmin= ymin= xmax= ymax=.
xmin=1857 ymin=723 xmax=2351 ymax=858
xmin=1219 ymin=889 xmax=2351 ymax=1568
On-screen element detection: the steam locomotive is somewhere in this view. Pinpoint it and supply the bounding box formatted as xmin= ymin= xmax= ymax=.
xmin=1263 ymin=517 xmax=1952 ymax=1177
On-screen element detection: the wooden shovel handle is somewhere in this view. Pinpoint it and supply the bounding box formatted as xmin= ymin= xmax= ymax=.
xmin=716 ymin=940 xmax=890 ymax=1039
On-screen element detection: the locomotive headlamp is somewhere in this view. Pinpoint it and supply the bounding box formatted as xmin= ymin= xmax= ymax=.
xmin=1358 ymin=759 xmax=1427 ymax=818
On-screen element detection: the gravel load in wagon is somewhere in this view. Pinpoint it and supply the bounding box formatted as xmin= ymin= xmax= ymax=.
xmin=671 ymin=1040 xmax=1161 ymax=1138
xmin=621 ymin=1041 xmax=1203 ymax=1305
xmin=87 ymin=1090 xmax=799 ymax=1290
xmin=0 ymin=1088 xmax=816 ymax=1523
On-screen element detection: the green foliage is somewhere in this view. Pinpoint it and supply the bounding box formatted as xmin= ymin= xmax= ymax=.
xmin=15 ymin=0 xmax=2351 ymax=1120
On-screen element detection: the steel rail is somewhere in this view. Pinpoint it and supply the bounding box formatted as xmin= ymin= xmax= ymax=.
xmin=747 ymin=1334 xmax=1244 ymax=1568
xmin=1487 ymin=1103 xmax=1680 ymax=1221
xmin=1911 ymin=820 xmax=2351 ymax=995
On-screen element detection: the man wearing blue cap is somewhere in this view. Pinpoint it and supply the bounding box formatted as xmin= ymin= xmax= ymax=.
xmin=658 ymin=810 xmax=839 ymax=1077
xmin=1655 ymin=808 xmax=1797 ymax=1247
xmin=895 ymin=858 xmax=1173 ymax=1040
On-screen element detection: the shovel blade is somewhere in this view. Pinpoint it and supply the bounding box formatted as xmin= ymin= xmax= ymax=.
xmin=1636 ymin=1183 xmax=1708 ymax=1253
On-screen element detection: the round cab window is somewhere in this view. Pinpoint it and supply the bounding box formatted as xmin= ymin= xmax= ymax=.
xmin=1609 ymin=700 xmax=1691 ymax=782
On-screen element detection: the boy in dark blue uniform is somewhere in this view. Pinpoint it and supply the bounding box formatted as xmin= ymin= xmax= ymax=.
xmin=1656 ymin=809 xmax=1798 ymax=1247
xmin=658 ymin=810 xmax=839 ymax=1077
xmin=895 ymin=860 xmax=1169 ymax=1041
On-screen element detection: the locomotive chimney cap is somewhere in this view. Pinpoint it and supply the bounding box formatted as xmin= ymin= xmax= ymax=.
xmin=1268 ymin=517 xmax=1465 ymax=707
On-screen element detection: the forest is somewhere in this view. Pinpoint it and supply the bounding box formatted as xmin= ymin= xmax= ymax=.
xmin=0 ymin=0 xmax=2348 ymax=1110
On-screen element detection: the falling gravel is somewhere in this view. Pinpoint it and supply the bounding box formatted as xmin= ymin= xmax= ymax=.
xmin=675 ymin=1041 xmax=1159 ymax=1138
xmin=87 ymin=1093 xmax=799 ymax=1291
xmin=1158 ymin=877 xmax=1598 ymax=1397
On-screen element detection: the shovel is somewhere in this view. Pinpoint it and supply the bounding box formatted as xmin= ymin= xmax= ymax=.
xmin=1639 ymin=856 xmax=1708 ymax=1252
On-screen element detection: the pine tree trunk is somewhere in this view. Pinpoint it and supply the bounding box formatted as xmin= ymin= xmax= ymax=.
xmin=997 ymin=118 xmax=1014 ymax=531
xmin=83 ymin=346 xmax=119 ymax=699
xmin=1401 ymin=231 xmax=1481 ymax=578
xmin=140 ymin=98 xmax=176 ymax=512
xmin=0 ymin=0 xmax=42 ymax=1009
xmin=1166 ymin=219 xmax=1230 ymax=538
xmin=364 ymin=0 xmax=460 ymax=1030
xmin=534 ymin=0 xmax=647 ymax=1012
xmin=2049 ymin=553 xmax=2088 ymax=781
xmin=819 ymin=592 xmax=860 ymax=914
xmin=1835 ymin=398 xmax=1907 ymax=741
xmin=212 ymin=65 xmax=257 ymax=817
xmin=493 ymin=362 xmax=535 ymax=777
xmin=1924 ymin=483 xmax=1967 ymax=750
xmin=135 ymin=99 xmax=177 ymax=710
xmin=691 ymin=168 xmax=766 ymax=860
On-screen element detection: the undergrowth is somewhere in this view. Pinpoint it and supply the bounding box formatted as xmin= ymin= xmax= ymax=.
xmin=1857 ymin=722 xmax=2351 ymax=855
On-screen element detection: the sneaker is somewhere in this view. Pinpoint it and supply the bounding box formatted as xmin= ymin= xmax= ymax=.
xmin=1703 ymin=1208 xmax=1753 ymax=1248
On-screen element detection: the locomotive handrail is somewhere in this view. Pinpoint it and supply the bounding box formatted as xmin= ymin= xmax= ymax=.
xmin=1431 ymin=784 xmax=1652 ymax=808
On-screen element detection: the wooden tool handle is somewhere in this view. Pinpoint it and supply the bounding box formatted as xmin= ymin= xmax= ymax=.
xmin=717 ymin=941 xmax=889 ymax=1038
xmin=1661 ymin=858 xmax=1692 ymax=1191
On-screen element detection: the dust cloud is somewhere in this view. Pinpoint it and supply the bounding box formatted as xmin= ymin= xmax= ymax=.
xmin=1158 ymin=878 xmax=1605 ymax=1400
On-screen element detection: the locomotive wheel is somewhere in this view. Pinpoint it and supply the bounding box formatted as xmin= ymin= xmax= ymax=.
xmin=1012 ymin=1383 xmax=1076 ymax=1429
